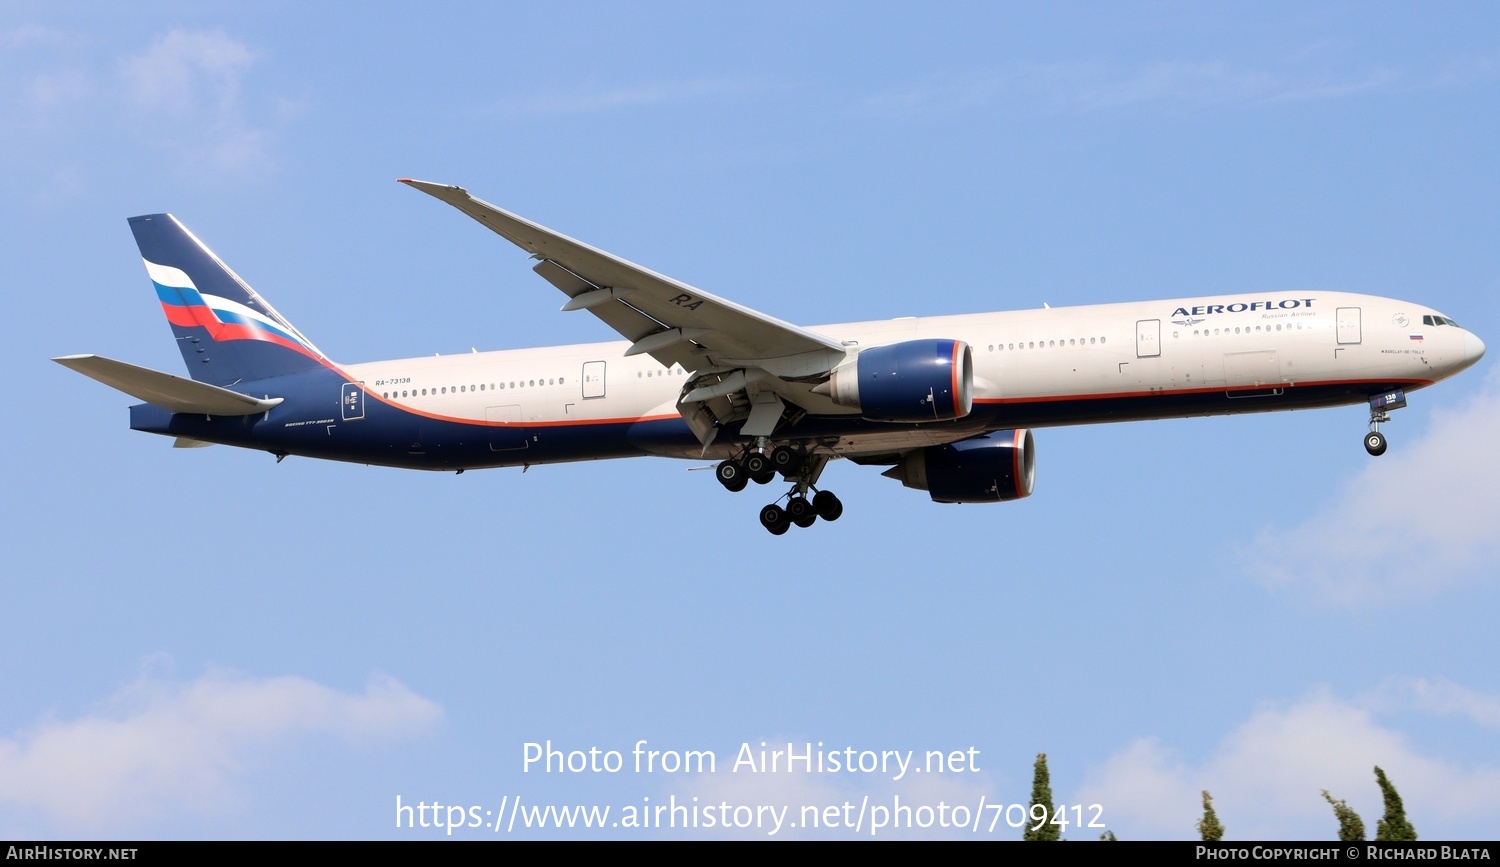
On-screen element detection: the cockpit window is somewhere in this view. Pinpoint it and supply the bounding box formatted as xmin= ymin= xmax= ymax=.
xmin=1423 ymin=315 xmax=1462 ymax=328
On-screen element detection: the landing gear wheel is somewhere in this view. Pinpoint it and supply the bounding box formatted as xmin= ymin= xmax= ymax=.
xmin=770 ymin=446 xmax=800 ymax=475
xmin=813 ymin=490 xmax=843 ymax=522
xmin=716 ymin=460 xmax=747 ymax=492
xmin=759 ymin=503 xmax=789 ymax=535
xmin=743 ymin=452 xmax=770 ymax=476
xmin=1364 ymin=431 xmax=1388 ymax=457
xmin=751 ymin=468 xmax=776 ymax=485
xmin=787 ymin=496 xmax=816 ymax=528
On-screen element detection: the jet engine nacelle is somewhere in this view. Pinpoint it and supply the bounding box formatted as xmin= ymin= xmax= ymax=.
xmin=883 ymin=429 xmax=1035 ymax=503
xmin=823 ymin=338 xmax=974 ymax=422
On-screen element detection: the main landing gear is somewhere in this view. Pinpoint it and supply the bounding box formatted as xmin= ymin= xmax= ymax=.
xmin=716 ymin=444 xmax=843 ymax=534
xmin=1363 ymin=389 xmax=1406 ymax=457
xmin=758 ymin=490 xmax=844 ymax=535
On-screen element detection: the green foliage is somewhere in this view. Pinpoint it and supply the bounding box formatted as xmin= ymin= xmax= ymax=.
xmin=1374 ymin=767 xmax=1418 ymax=841
xmin=1023 ymin=752 xmax=1061 ymax=841
xmin=1321 ymin=789 xmax=1366 ymax=841
xmin=1197 ymin=790 xmax=1225 ymax=841
xmin=1100 ymin=830 xmax=1118 ymax=841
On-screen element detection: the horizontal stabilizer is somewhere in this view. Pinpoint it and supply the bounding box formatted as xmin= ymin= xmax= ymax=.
xmin=52 ymin=354 xmax=283 ymax=416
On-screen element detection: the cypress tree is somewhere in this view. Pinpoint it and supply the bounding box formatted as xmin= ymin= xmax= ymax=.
xmin=1321 ymin=789 xmax=1366 ymax=841
xmin=1374 ymin=767 xmax=1417 ymax=841
xmin=1023 ymin=753 xmax=1060 ymax=841
xmin=1197 ymin=790 xmax=1225 ymax=841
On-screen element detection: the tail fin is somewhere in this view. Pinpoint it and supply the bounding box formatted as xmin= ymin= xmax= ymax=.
xmin=129 ymin=214 xmax=330 ymax=386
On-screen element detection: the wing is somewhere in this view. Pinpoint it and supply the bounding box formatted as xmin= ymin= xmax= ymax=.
xmin=401 ymin=179 xmax=854 ymax=442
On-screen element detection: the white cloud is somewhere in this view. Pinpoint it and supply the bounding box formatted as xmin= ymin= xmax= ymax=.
xmin=0 ymin=670 xmax=443 ymax=831
xmin=0 ymin=24 xmax=82 ymax=51
xmin=23 ymin=69 xmax=90 ymax=109
xmin=119 ymin=29 xmax=271 ymax=173
xmin=1076 ymin=687 xmax=1500 ymax=840
xmin=121 ymin=29 xmax=256 ymax=108
xmin=1366 ymin=677 xmax=1500 ymax=730
xmin=0 ymin=26 xmax=285 ymax=189
xmin=1064 ymin=60 xmax=1400 ymax=109
xmin=1245 ymin=365 xmax=1500 ymax=605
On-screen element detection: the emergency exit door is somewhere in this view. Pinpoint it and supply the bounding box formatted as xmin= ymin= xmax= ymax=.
xmin=1337 ymin=307 xmax=1362 ymax=344
xmin=1136 ymin=320 xmax=1161 ymax=357
xmin=582 ymin=361 xmax=606 ymax=399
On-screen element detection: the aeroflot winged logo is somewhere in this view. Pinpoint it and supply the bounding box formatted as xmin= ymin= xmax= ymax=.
xmin=1170 ymin=298 xmax=1316 ymax=318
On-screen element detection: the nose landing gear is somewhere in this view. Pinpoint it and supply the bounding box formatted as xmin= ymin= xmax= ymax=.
xmin=1363 ymin=389 xmax=1405 ymax=456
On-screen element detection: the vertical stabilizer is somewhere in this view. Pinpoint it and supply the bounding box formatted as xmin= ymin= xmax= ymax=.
xmin=129 ymin=214 xmax=330 ymax=386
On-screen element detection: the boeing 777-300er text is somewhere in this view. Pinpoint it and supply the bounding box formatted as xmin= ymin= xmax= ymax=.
xmin=56 ymin=180 xmax=1487 ymax=534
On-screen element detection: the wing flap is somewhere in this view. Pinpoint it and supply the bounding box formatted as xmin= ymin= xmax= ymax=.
xmin=53 ymin=354 xmax=283 ymax=416
xmin=531 ymin=259 xmax=696 ymax=369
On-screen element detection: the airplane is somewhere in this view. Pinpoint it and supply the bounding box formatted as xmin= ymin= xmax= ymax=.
xmin=55 ymin=179 xmax=1487 ymax=534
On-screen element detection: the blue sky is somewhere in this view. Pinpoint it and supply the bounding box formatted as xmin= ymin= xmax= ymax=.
xmin=2 ymin=2 xmax=1497 ymax=840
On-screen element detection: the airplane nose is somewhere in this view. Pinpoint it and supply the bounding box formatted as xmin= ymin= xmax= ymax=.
xmin=1465 ymin=331 xmax=1486 ymax=366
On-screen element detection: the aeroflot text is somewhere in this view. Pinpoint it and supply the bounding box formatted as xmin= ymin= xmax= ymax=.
xmin=522 ymin=740 xmax=980 ymax=782
xmin=1170 ymin=298 xmax=1316 ymax=317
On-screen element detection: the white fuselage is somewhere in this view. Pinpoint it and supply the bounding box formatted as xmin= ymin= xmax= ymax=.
xmin=339 ymin=289 xmax=1479 ymax=463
